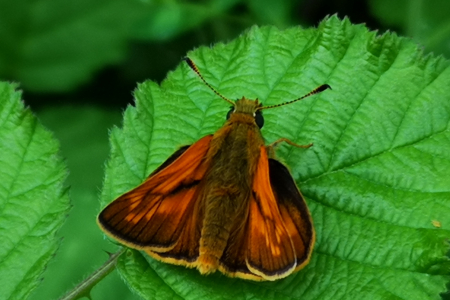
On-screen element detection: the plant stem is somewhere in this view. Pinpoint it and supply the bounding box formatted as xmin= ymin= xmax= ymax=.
xmin=58 ymin=248 xmax=126 ymax=300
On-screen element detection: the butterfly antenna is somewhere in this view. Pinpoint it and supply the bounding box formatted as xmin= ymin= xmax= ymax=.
xmin=184 ymin=57 xmax=235 ymax=106
xmin=259 ymin=84 xmax=331 ymax=110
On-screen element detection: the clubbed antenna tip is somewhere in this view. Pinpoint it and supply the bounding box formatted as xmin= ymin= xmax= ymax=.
xmin=259 ymin=83 xmax=331 ymax=110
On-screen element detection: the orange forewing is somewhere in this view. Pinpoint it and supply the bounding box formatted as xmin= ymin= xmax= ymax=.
xmin=98 ymin=135 xmax=212 ymax=255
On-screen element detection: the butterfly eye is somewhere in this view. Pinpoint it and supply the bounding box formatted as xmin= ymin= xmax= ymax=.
xmin=226 ymin=107 xmax=234 ymax=120
xmin=255 ymin=110 xmax=264 ymax=128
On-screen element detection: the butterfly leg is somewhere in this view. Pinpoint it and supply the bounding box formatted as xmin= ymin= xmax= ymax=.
xmin=266 ymin=138 xmax=312 ymax=158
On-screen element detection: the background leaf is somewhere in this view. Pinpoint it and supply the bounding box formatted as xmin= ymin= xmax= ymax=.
xmin=0 ymin=0 xmax=246 ymax=94
xmin=132 ymin=0 xmax=242 ymax=41
xmin=0 ymin=82 xmax=69 ymax=300
xmin=100 ymin=17 xmax=450 ymax=299
xmin=0 ymin=0 xmax=147 ymax=92
xmin=245 ymin=0 xmax=300 ymax=28
xmin=368 ymin=0 xmax=450 ymax=57
xmin=29 ymin=106 xmax=138 ymax=300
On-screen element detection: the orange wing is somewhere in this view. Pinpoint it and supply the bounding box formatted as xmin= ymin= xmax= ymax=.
xmin=244 ymin=147 xmax=315 ymax=280
xmin=98 ymin=135 xmax=212 ymax=264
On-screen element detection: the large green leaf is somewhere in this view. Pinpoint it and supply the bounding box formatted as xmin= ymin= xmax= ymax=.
xmin=100 ymin=16 xmax=450 ymax=299
xmin=0 ymin=83 xmax=69 ymax=299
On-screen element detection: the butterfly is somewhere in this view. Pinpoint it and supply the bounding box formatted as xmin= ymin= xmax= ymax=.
xmin=98 ymin=57 xmax=330 ymax=281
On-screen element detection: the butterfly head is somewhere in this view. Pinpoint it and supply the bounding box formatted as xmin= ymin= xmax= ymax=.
xmin=227 ymin=97 xmax=265 ymax=128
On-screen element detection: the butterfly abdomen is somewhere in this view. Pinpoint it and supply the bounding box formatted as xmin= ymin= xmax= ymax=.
xmin=197 ymin=111 xmax=264 ymax=273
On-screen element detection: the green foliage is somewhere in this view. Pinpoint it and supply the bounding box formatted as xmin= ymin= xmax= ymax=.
xmin=100 ymin=17 xmax=450 ymax=299
xmin=0 ymin=83 xmax=69 ymax=299
xmin=132 ymin=0 xmax=242 ymax=40
xmin=29 ymin=106 xmax=138 ymax=300
xmin=0 ymin=0 xmax=147 ymax=92
xmin=246 ymin=0 xmax=300 ymax=28
xmin=369 ymin=0 xmax=450 ymax=57
xmin=0 ymin=0 xmax=257 ymax=94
